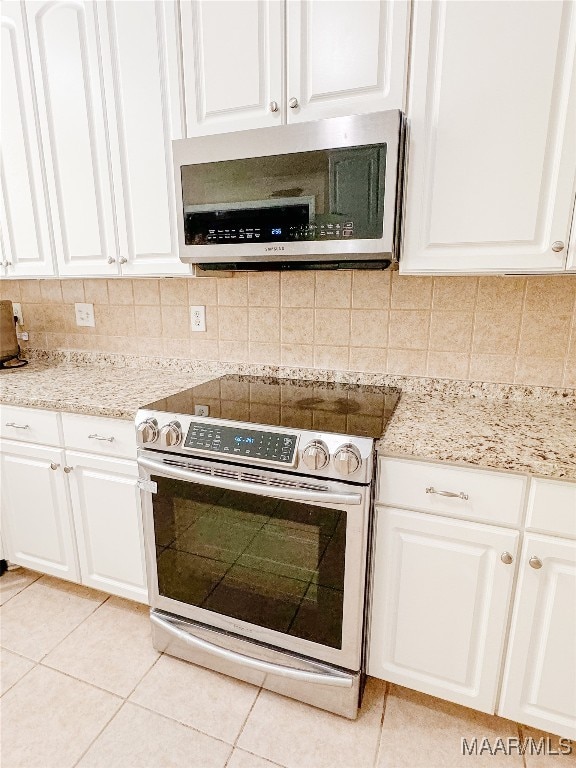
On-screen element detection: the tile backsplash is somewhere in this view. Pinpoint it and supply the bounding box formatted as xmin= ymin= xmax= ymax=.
xmin=4 ymin=271 xmax=575 ymax=389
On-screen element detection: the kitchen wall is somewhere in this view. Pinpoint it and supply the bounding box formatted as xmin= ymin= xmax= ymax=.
xmin=3 ymin=271 xmax=575 ymax=389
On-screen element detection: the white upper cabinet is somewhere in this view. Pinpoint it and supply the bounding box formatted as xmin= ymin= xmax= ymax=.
xmin=98 ymin=1 xmax=189 ymax=275
xmin=401 ymin=0 xmax=576 ymax=274
xmin=181 ymin=0 xmax=284 ymax=135
xmin=25 ymin=1 xmax=119 ymax=277
xmin=286 ymin=0 xmax=408 ymax=122
xmin=0 ymin=2 xmax=54 ymax=277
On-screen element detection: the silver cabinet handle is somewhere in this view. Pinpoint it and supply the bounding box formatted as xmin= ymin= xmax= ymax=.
xmin=269 ymin=100 xmax=279 ymax=113
xmin=88 ymin=433 xmax=115 ymax=442
xmin=150 ymin=612 xmax=353 ymax=688
xmin=138 ymin=455 xmax=362 ymax=506
xmin=551 ymin=241 xmax=565 ymax=252
xmin=50 ymin=462 xmax=59 ymax=471
xmin=119 ymin=257 xmax=128 ymax=264
xmin=288 ymin=97 xmax=299 ymax=109
xmin=63 ymin=466 xmax=73 ymax=473
xmin=501 ymin=551 xmax=514 ymax=565
xmin=107 ymin=256 xmax=116 ymax=264
xmin=2 ymin=260 xmax=12 ymax=267
xmin=5 ymin=422 xmax=30 ymax=429
xmin=425 ymin=486 xmax=469 ymax=500
xmin=529 ymin=556 xmax=543 ymax=569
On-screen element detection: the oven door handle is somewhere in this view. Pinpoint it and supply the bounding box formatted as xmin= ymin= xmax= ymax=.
xmin=138 ymin=456 xmax=362 ymax=505
xmin=150 ymin=612 xmax=353 ymax=688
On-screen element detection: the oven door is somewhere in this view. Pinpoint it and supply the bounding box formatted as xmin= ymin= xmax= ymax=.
xmin=138 ymin=450 xmax=370 ymax=671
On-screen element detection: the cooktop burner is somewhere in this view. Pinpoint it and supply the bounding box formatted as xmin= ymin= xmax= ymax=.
xmin=144 ymin=374 xmax=400 ymax=439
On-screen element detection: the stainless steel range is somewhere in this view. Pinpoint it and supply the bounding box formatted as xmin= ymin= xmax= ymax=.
xmin=136 ymin=375 xmax=399 ymax=718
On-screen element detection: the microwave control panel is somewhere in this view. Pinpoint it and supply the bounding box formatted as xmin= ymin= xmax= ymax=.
xmin=185 ymin=422 xmax=298 ymax=464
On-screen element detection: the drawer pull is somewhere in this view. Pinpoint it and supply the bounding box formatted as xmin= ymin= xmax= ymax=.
xmin=88 ymin=433 xmax=115 ymax=442
xmin=63 ymin=466 xmax=73 ymax=473
xmin=501 ymin=551 xmax=514 ymax=565
xmin=529 ymin=556 xmax=543 ymax=570
xmin=425 ymin=486 xmax=469 ymax=501
xmin=50 ymin=462 xmax=59 ymax=471
xmin=6 ymin=422 xmax=30 ymax=429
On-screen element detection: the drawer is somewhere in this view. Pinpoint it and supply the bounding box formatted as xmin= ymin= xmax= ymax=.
xmin=0 ymin=404 xmax=61 ymax=445
xmin=377 ymin=457 xmax=527 ymax=527
xmin=526 ymin=477 xmax=576 ymax=539
xmin=61 ymin=413 xmax=136 ymax=459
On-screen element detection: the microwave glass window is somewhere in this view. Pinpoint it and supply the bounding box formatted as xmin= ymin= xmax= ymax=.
xmin=181 ymin=144 xmax=386 ymax=245
xmin=152 ymin=475 xmax=346 ymax=649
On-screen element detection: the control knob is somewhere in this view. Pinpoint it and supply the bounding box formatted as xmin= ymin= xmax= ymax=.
xmin=333 ymin=444 xmax=361 ymax=476
xmin=137 ymin=418 xmax=158 ymax=444
xmin=301 ymin=440 xmax=329 ymax=470
xmin=158 ymin=421 xmax=182 ymax=448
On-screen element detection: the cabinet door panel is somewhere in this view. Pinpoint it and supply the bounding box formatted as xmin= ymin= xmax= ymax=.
xmin=287 ymin=0 xmax=408 ymax=122
xmin=67 ymin=452 xmax=148 ymax=603
xmin=402 ymin=1 xmax=576 ymax=274
xmin=99 ymin=1 xmax=188 ymax=275
xmin=25 ymin=1 xmax=118 ymax=276
xmin=499 ymin=534 xmax=576 ymax=739
xmin=368 ymin=507 xmax=518 ymax=713
xmin=0 ymin=440 xmax=79 ymax=581
xmin=0 ymin=4 xmax=54 ymax=277
xmin=181 ymin=0 xmax=284 ymax=135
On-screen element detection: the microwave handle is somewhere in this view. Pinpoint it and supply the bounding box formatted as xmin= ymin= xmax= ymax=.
xmin=150 ymin=612 xmax=353 ymax=688
xmin=138 ymin=455 xmax=362 ymax=506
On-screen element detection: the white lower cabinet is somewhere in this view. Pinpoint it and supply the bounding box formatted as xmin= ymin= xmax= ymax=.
xmin=498 ymin=534 xmax=576 ymax=740
xmin=368 ymin=506 xmax=519 ymax=713
xmin=66 ymin=451 xmax=147 ymax=604
xmin=0 ymin=440 xmax=79 ymax=582
xmin=0 ymin=408 xmax=148 ymax=604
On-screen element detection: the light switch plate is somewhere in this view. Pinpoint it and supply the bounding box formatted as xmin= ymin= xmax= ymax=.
xmin=75 ymin=302 xmax=95 ymax=327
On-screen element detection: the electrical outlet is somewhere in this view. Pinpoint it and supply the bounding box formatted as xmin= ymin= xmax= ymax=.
xmin=75 ymin=302 xmax=95 ymax=327
xmin=12 ymin=302 xmax=23 ymax=325
xmin=190 ymin=305 xmax=206 ymax=332
xmin=194 ymin=404 xmax=210 ymax=417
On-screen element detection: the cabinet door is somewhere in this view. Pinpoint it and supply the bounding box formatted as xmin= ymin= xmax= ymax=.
xmin=0 ymin=440 xmax=79 ymax=581
xmin=0 ymin=2 xmax=54 ymax=277
xmin=181 ymin=0 xmax=284 ymax=135
xmin=98 ymin=1 xmax=189 ymax=276
xmin=66 ymin=451 xmax=148 ymax=603
xmin=368 ymin=506 xmax=518 ymax=713
xmin=567 ymin=196 xmax=576 ymax=271
xmin=286 ymin=0 xmax=408 ymax=123
xmin=401 ymin=1 xmax=576 ymax=274
xmin=25 ymin=1 xmax=119 ymax=277
xmin=499 ymin=534 xmax=576 ymax=740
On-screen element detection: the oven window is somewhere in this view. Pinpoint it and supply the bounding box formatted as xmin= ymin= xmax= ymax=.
xmin=152 ymin=476 xmax=346 ymax=649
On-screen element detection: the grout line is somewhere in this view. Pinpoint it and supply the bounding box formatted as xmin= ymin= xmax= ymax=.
xmin=231 ymin=684 xmax=264 ymax=750
xmin=0 ymin=655 xmax=38 ymax=698
xmin=372 ymin=680 xmax=390 ymax=768
xmin=512 ymin=278 xmax=530 ymax=384
xmin=518 ymin=722 xmax=528 ymax=768
xmin=71 ymin=698 xmax=127 ymax=768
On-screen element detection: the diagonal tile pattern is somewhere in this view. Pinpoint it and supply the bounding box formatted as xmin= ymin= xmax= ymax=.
xmin=0 ymin=569 xmax=571 ymax=768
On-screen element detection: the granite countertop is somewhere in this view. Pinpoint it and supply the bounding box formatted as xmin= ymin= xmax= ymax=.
xmin=1 ymin=355 xmax=575 ymax=481
xmin=378 ymin=393 xmax=576 ymax=482
xmin=0 ymin=360 xmax=214 ymax=420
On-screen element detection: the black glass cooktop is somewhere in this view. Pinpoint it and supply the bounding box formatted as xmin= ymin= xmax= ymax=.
xmin=144 ymin=375 xmax=400 ymax=439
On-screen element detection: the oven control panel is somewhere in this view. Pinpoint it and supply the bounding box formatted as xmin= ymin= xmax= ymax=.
xmin=184 ymin=421 xmax=298 ymax=464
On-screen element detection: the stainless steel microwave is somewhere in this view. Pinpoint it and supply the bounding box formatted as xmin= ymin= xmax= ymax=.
xmin=173 ymin=111 xmax=406 ymax=271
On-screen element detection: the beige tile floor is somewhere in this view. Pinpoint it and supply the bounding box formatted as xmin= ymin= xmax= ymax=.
xmin=0 ymin=568 xmax=573 ymax=768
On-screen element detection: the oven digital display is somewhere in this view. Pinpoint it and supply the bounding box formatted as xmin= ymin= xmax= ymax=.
xmin=184 ymin=422 xmax=297 ymax=463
